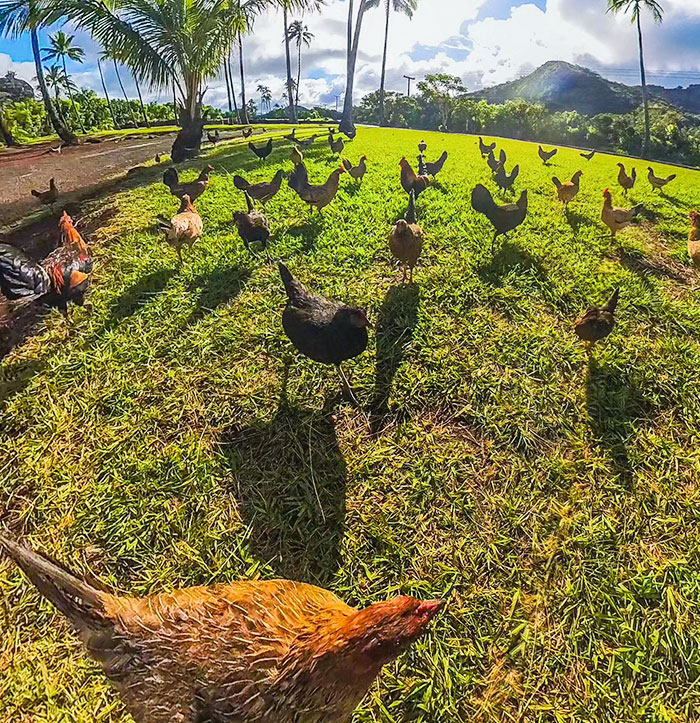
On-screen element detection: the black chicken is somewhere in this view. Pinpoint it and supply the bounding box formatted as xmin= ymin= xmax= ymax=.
xmin=233 ymin=194 xmax=271 ymax=257
xmin=249 ymin=138 xmax=273 ymax=160
xmin=574 ymin=288 xmax=619 ymax=352
xmin=479 ymin=137 xmax=496 ymax=156
xmin=0 ymin=211 xmax=92 ymax=320
xmin=278 ymin=262 xmax=370 ymax=403
xmin=494 ymin=163 xmax=520 ymax=191
xmin=471 ymin=184 xmax=528 ymax=251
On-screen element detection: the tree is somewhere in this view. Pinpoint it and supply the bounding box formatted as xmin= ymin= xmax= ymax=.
xmin=96 ymin=57 xmax=117 ymax=128
xmin=238 ymin=31 xmax=248 ymax=124
xmin=417 ymin=73 xmax=465 ymax=130
xmin=257 ymin=83 xmax=272 ymax=111
xmin=365 ymin=0 xmax=416 ymax=126
xmin=42 ymin=30 xmax=86 ymax=132
xmin=51 ymin=0 xmax=268 ymax=161
xmin=0 ymin=0 xmax=77 ymax=144
xmin=101 ymin=50 xmax=139 ymax=128
xmin=132 ymin=72 xmax=149 ymax=126
xmin=607 ymin=0 xmax=664 ymax=159
xmin=287 ymin=20 xmax=313 ymax=108
xmin=339 ymin=0 xmax=371 ymax=134
xmin=223 ymin=60 xmax=234 ymax=123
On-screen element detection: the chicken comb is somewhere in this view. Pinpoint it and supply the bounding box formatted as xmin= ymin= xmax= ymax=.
xmin=603 ymin=188 xmax=610 ymax=195
xmin=59 ymin=212 xmax=88 ymax=253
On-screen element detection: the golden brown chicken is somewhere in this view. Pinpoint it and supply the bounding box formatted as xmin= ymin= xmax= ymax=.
xmin=616 ymin=163 xmax=636 ymax=194
xmin=389 ymin=190 xmax=423 ymax=284
xmin=233 ymin=169 xmax=284 ymax=206
xmin=342 ymin=155 xmax=367 ymax=181
xmin=31 ymin=177 xmax=58 ymax=207
xmin=290 ymin=145 xmax=303 ymax=165
xmin=688 ymin=210 xmax=700 ymax=271
xmin=538 ymin=145 xmax=557 ymax=165
xmin=552 ymin=170 xmax=583 ymax=206
xmin=288 ymin=163 xmax=345 ymax=213
xmin=399 ymin=157 xmax=429 ymax=198
xmin=0 ymin=532 xmax=442 ymax=723
xmin=156 ymin=194 xmax=203 ymax=262
xmin=647 ymin=166 xmax=677 ymax=192
xmin=574 ymin=288 xmax=619 ymax=352
xmin=601 ymin=188 xmax=643 ymax=238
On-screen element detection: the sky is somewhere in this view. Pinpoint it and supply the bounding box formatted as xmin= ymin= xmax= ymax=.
xmin=1 ymin=0 xmax=700 ymax=112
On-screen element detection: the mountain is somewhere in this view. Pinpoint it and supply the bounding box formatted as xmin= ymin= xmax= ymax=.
xmin=468 ymin=61 xmax=700 ymax=116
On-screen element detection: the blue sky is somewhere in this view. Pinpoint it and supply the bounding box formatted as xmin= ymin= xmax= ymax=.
xmin=1 ymin=0 xmax=699 ymax=110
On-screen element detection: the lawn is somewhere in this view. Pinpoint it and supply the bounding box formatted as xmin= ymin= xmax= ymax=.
xmin=1 ymin=126 xmax=700 ymax=723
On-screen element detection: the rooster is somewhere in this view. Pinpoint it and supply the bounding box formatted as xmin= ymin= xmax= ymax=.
xmin=0 ymin=211 xmax=91 ymax=320
xmin=207 ymin=129 xmax=220 ymax=144
xmin=249 ymin=137 xmax=273 ymax=160
xmin=330 ymin=134 xmax=345 ymax=156
xmin=688 ymin=211 xmax=700 ymax=271
xmin=495 ymin=163 xmax=520 ymax=191
xmin=616 ymin=163 xmax=636 ymax=194
xmin=647 ymin=166 xmax=677 ymax=192
xmin=601 ymin=188 xmax=643 ymax=238
xmin=0 ymin=532 xmax=442 ymax=723
xmin=574 ymin=288 xmax=619 ymax=353
xmin=580 ymin=150 xmax=596 ymax=161
xmin=233 ymin=169 xmax=284 ymax=207
xmin=538 ymin=145 xmax=558 ymax=165
xmin=478 ymin=137 xmax=496 ymax=156
xmin=163 ymin=165 xmax=213 ymax=202
xmin=156 ymin=194 xmax=203 ymax=262
xmin=342 ymin=155 xmax=367 ymax=182
xmin=471 ymin=184 xmax=528 ymax=251
xmin=418 ymin=139 xmax=427 ymax=153
xmin=389 ymin=190 xmax=423 ymax=284
xmin=486 ymin=149 xmax=503 ymax=174
xmin=399 ymin=157 xmax=429 ymax=198
xmin=288 ymin=163 xmax=345 ymax=213
xmin=242 ymin=126 xmax=253 ymax=138
xmin=424 ymin=150 xmax=448 ymax=178
xmin=233 ymin=193 xmax=270 ymax=257
xmin=552 ymin=171 xmax=583 ymax=206
xmin=31 ymin=177 xmax=59 ymax=208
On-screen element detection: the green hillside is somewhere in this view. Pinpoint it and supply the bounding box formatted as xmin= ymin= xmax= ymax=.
xmin=1 ymin=126 xmax=700 ymax=722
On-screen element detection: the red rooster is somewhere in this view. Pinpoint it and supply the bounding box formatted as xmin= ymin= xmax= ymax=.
xmin=0 ymin=211 xmax=92 ymax=320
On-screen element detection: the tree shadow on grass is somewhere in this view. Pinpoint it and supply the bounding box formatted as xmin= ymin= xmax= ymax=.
xmin=370 ymin=283 xmax=420 ymax=422
xmin=585 ymin=358 xmax=653 ymax=488
xmin=218 ymin=387 xmax=346 ymax=585
xmin=185 ymin=265 xmax=251 ymax=325
xmin=102 ymin=268 xmax=174 ymax=331
xmin=618 ymin=248 xmax=694 ymax=288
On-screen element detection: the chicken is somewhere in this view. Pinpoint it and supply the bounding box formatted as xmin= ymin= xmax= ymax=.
xmin=647 ymin=166 xmax=677 ymax=192
xmin=616 ymin=163 xmax=636 ymax=194
xmin=279 ymin=262 xmax=370 ymax=403
xmin=207 ymin=129 xmax=220 ymax=144
xmin=471 ymin=183 xmax=528 ymax=251
xmin=330 ymin=135 xmax=345 ymax=156
xmin=156 ymin=194 xmax=203 ymax=262
xmin=297 ymin=134 xmax=318 ymax=150
xmin=31 ymin=177 xmax=59 ymax=207
xmin=288 ymin=163 xmax=345 ymax=213
xmin=424 ymin=150 xmax=448 ymax=178
xmin=163 ymin=165 xmax=213 ymax=202
xmin=389 ymin=190 xmax=423 ymax=284
xmin=242 ymin=126 xmax=253 ymax=138
xmin=418 ymin=139 xmax=427 ymax=153
xmin=283 ymin=128 xmax=297 ymax=141
xmin=479 ymin=137 xmax=496 ymax=156
xmin=290 ymin=145 xmax=303 ymax=165
xmin=552 ymin=170 xmax=583 ymax=206
xmin=0 ymin=532 xmax=442 ymax=723
xmin=495 ymin=163 xmax=520 ymax=191
xmin=574 ymin=288 xmax=619 ymax=352
xmin=233 ymin=169 xmax=284 ymax=207
xmin=580 ymin=150 xmax=596 ymax=161
xmin=0 ymin=211 xmax=91 ymax=320
xmin=233 ymin=193 xmax=270 ymax=257
xmin=601 ymin=188 xmax=643 ymax=238
xmin=538 ymin=145 xmax=558 ymax=165
xmin=486 ymin=149 xmax=503 ymax=174
xmin=249 ymin=137 xmax=273 ymax=160
xmin=342 ymin=155 xmax=367 ymax=182
xmin=417 ymin=154 xmax=427 ymax=176
xmin=688 ymin=210 xmax=700 ymax=271
xmin=399 ymin=157 xmax=429 ymax=198
xmin=154 ymin=153 xmax=162 ymax=163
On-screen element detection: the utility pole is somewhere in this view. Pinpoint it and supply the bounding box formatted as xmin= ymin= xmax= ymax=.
xmin=403 ymin=74 xmax=415 ymax=97
xmin=335 ymin=94 xmax=341 ymax=112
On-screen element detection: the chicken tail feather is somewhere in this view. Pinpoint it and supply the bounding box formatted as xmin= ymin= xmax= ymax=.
xmin=278 ymin=262 xmax=305 ymax=305
xmin=552 ymin=176 xmax=562 ymax=189
xmin=471 ymin=184 xmax=497 ymax=216
xmin=604 ymin=288 xmax=620 ymax=313
xmin=233 ymin=175 xmax=250 ymax=191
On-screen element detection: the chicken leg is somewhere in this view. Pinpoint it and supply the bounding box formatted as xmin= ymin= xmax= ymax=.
xmin=337 ymin=364 xmax=359 ymax=406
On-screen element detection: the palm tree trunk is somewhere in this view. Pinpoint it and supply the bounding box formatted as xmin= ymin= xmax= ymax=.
xmin=636 ymin=11 xmax=651 ymax=159
xmin=378 ymin=0 xmax=390 ymax=126
xmin=31 ymin=29 xmax=76 ymax=144
xmin=238 ymin=33 xmax=249 ymax=124
xmin=283 ymin=5 xmax=296 ymax=122
xmin=0 ymin=109 xmax=18 ymax=147
xmin=295 ymin=41 xmax=301 ymax=107
xmin=223 ymin=61 xmax=234 ymax=124
xmin=228 ymin=55 xmax=240 ymax=123
xmin=114 ymin=60 xmax=139 ymax=127
xmin=61 ymin=56 xmax=86 ymax=133
xmin=340 ymin=0 xmax=367 ymax=134
xmin=97 ymin=58 xmax=118 ymax=129
xmin=133 ymin=74 xmax=149 ymax=127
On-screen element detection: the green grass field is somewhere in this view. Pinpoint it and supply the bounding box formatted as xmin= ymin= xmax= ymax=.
xmin=1 ymin=126 xmax=700 ymax=722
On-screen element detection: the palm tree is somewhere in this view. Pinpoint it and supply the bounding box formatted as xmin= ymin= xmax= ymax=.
xmin=44 ymin=63 xmax=69 ymax=102
xmin=50 ymin=0 xmax=269 ymax=161
xmin=0 ymin=0 xmax=76 ymax=144
xmin=257 ymin=83 xmax=272 ymax=111
xmin=101 ymin=50 xmax=139 ymax=128
xmin=223 ymin=60 xmax=234 ymax=123
xmin=366 ymin=0 xmax=416 ymax=126
xmin=339 ymin=0 xmax=371 ymax=134
xmin=96 ymin=57 xmax=117 ymax=128
xmin=607 ymin=0 xmax=664 ymax=159
xmin=132 ymin=72 xmax=149 ymax=126
xmin=238 ymin=31 xmax=249 ymax=124
xmin=287 ymin=20 xmax=313 ymax=108
xmin=42 ymin=30 xmax=86 ymax=133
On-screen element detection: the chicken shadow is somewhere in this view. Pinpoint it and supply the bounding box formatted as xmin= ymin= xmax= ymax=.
xmin=286 ymin=213 xmax=324 ymax=253
xmin=370 ymin=284 xmax=420 ymax=420
xmin=185 ymin=265 xmax=251 ymax=326
xmin=618 ymin=248 xmax=693 ymax=288
xmin=585 ymin=358 xmax=652 ymax=488
xmin=477 ymin=240 xmax=549 ymax=290
xmin=101 ymin=267 xmax=174 ymax=332
xmin=565 ymin=207 xmax=596 ymax=233
xmin=218 ymin=386 xmax=346 ymax=584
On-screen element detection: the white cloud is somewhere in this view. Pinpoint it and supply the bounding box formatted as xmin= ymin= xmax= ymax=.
xmin=0 ymin=53 xmax=37 ymax=90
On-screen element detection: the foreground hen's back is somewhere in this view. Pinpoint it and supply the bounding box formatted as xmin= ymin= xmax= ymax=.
xmin=279 ymin=262 xmax=369 ymax=365
xmin=0 ymin=533 xmax=442 ymax=723
xmin=689 ymin=211 xmax=700 ymax=270
xmin=575 ymin=288 xmax=620 ymax=345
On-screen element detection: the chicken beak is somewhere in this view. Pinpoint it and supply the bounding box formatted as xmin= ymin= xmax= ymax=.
xmin=415 ymin=599 xmax=444 ymax=621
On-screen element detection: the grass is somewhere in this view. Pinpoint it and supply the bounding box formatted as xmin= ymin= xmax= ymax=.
xmin=1 ymin=126 xmax=700 ymax=722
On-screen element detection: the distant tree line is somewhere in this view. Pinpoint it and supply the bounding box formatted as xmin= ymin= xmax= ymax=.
xmin=355 ymin=74 xmax=700 ymax=166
